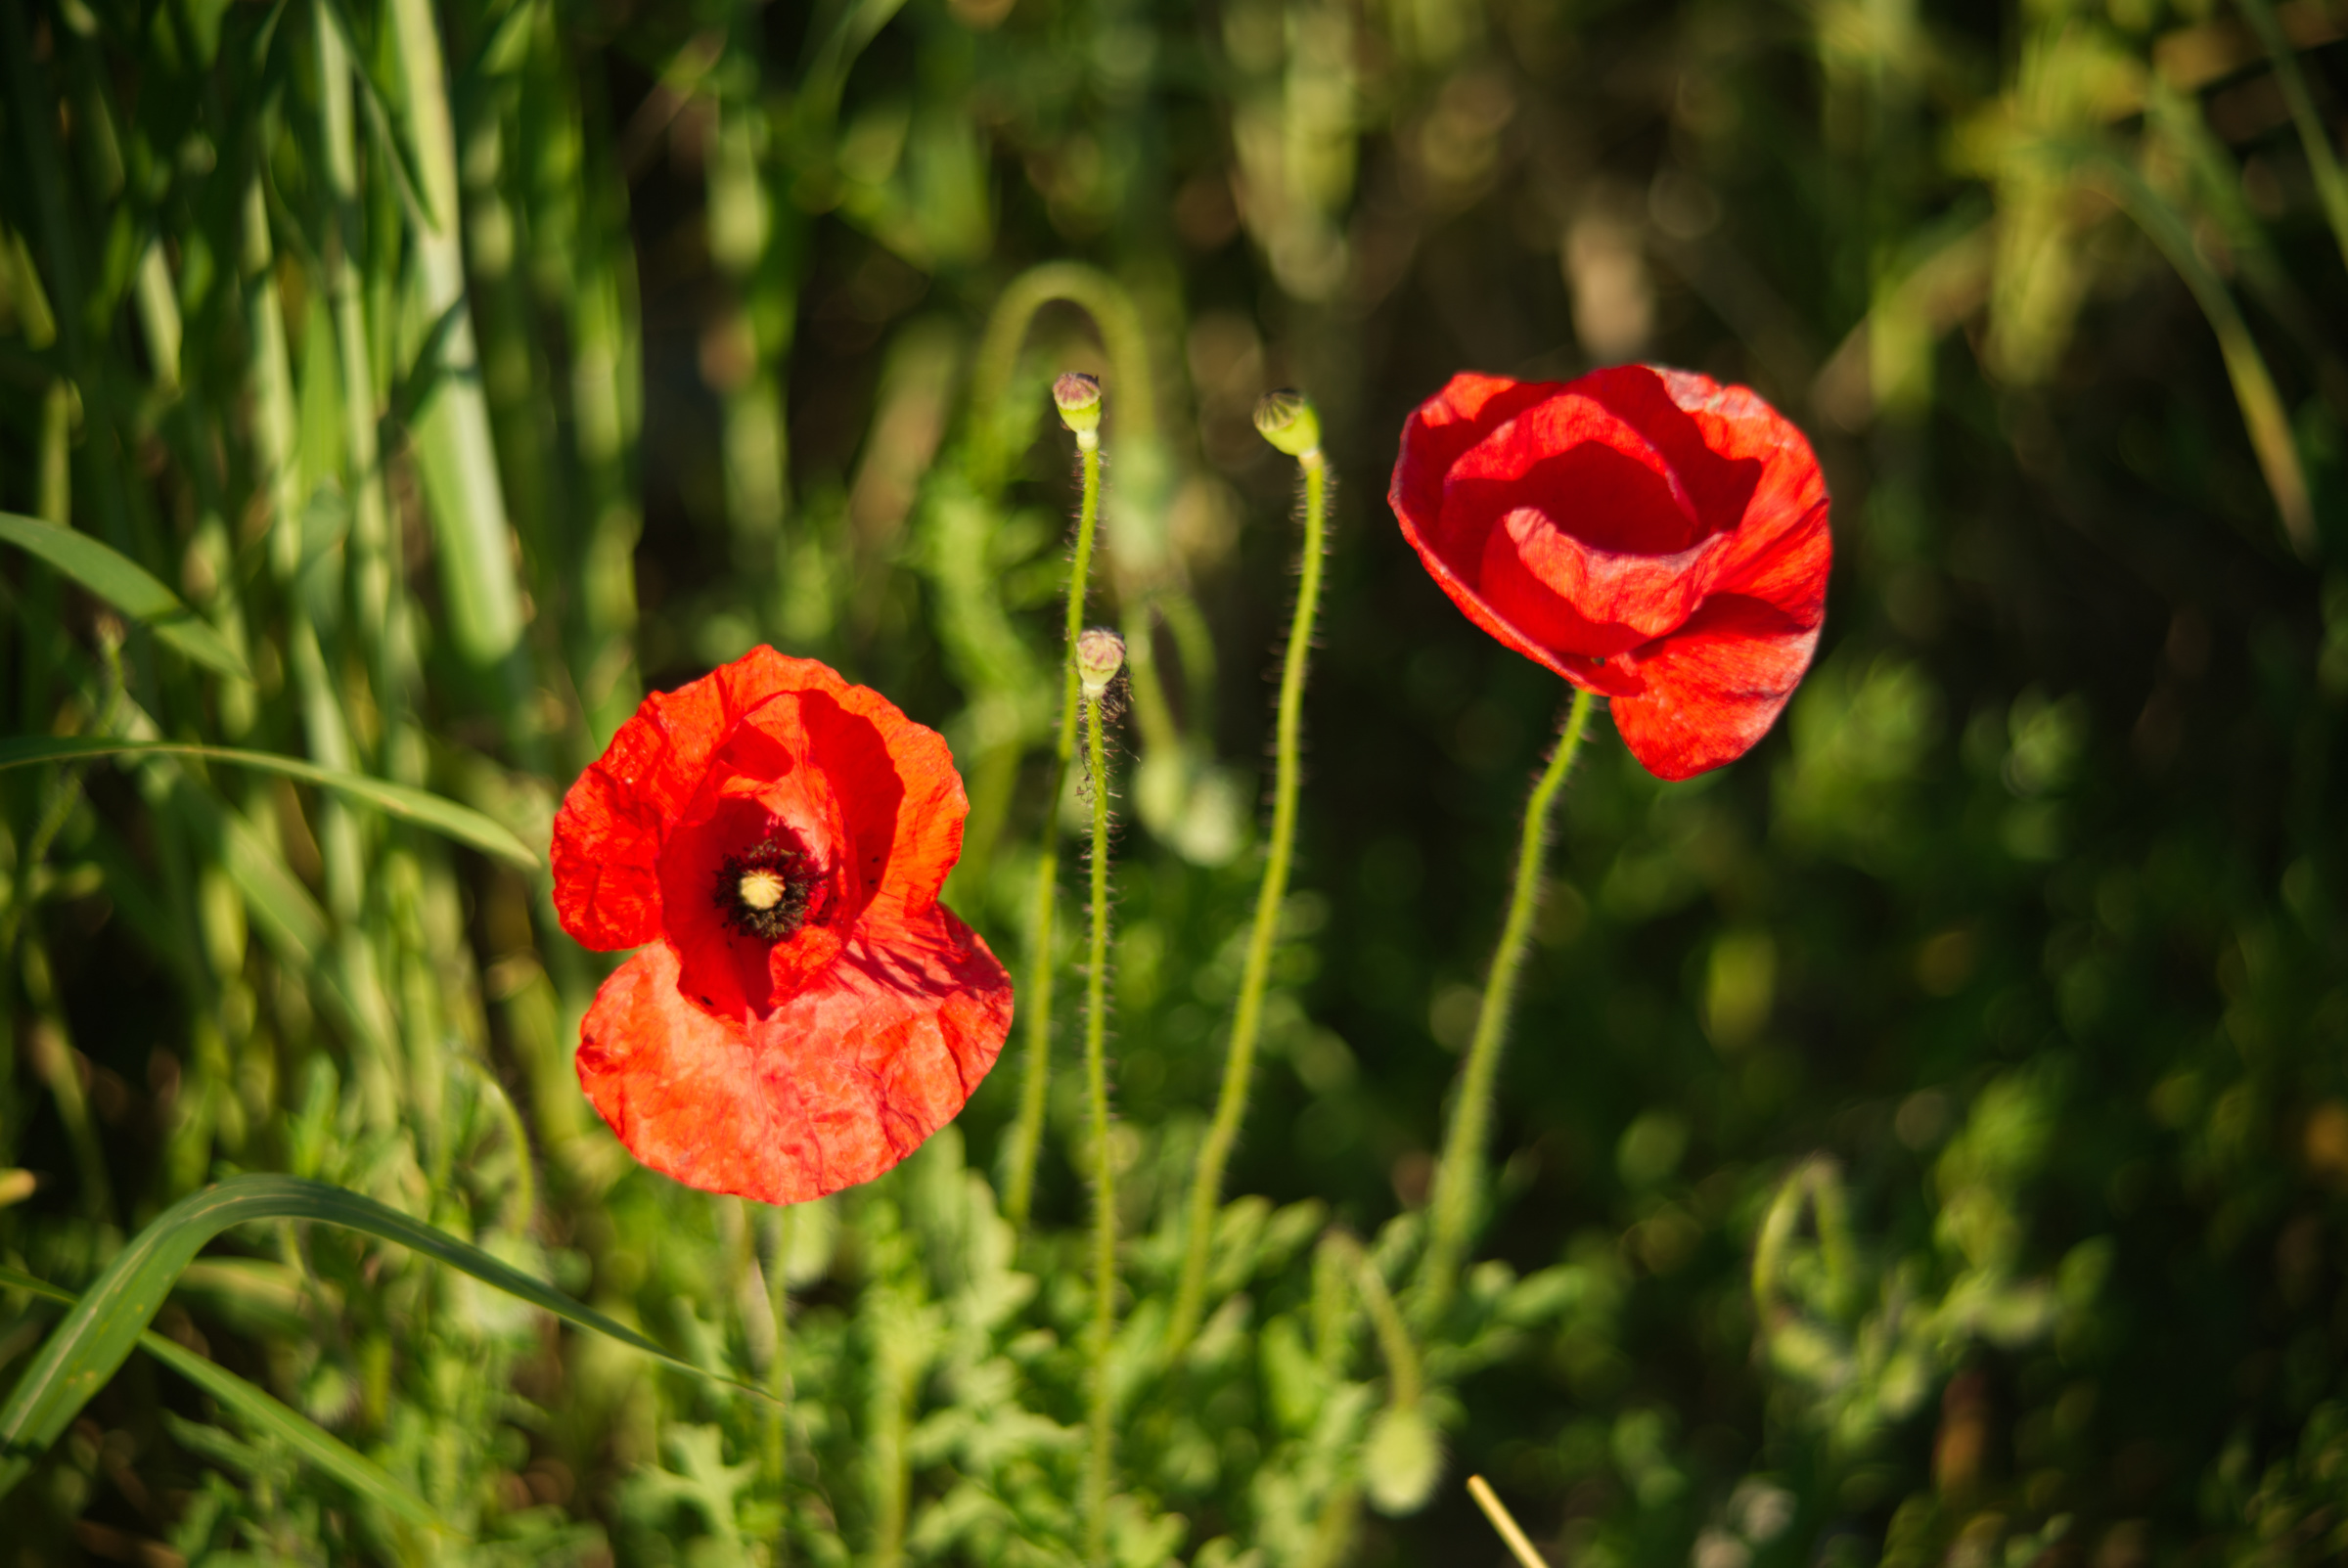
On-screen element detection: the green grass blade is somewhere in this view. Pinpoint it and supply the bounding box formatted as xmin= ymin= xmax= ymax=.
xmin=0 ymin=1174 xmax=766 ymax=1500
xmin=0 ymin=1265 xmax=449 ymax=1533
xmin=2052 ymin=141 xmax=2318 ymax=559
xmin=315 ymin=0 xmax=437 ymax=233
xmin=0 ymin=737 xmax=540 ymax=868
xmin=0 ymin=511 xmax=252 ymax=682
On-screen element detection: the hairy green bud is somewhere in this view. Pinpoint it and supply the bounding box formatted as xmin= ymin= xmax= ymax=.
xmin=1363 ymin=1405 xmax=1443 ymax=1517
xmin=1075 ymin=627 xmax=1125 ymax=697
xmin=1253 ymin=388 xmax=1322 ymax=458
xmin=1054 ymin=372 xmax=1104 ymax=436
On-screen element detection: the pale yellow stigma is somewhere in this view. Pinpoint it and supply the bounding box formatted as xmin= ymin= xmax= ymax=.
xmin=737 ymin=868 xmax=790 ymax=912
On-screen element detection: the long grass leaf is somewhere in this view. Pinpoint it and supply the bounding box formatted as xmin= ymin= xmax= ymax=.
xmin=2235 ymin=0 xmax=2348 ymax=275
xmin=0 ymin=1265 xmax=449 ymax=1532
xmin=0 ymin=737 xmax=540 ymax=868
xmin=2032 ymin=139 xmax=2317 ymax=559
xmin=0 ymin=1174 xmax=768 ymax=1500
xmin=315 ymin=0 xmax=437 ymax=233
xmin=0 ymin=511 xmax=252 ymax=681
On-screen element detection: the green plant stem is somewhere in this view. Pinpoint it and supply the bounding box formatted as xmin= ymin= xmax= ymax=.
xmin=1413 ymin=689 xmax=1595 ymax=1328
xmin=766 ymin=1202 xmax=795 ymax=1563
xmin=1081 ymin=677 xmax=1116 ymax=1566
xmin=387 ymin=0 xmax=525 ymax=676
xmin=968 ymin=267 xmax=1155 ymax=489
xmin=1169 ymin=447 xmax=1328 ymax=1354
xmin=1003 ymin=432 xmax=1102 ymax=1230
xmin=1332 ymin=1232 xmax=1419 ymax=1411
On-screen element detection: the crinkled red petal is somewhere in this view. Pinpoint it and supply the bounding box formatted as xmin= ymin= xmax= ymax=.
xmin=576 ymin=905 xmax=1013 ymax=1204
xmin=552 ymin=649 xmax=858 ymax=952
xmin=1612 ymin=593 xmax=1825 ymax=781
xmin=1390 ymin=365 xmax=1831 ymax=776
xmin=551 ymin=650 xmax=970 ymax=956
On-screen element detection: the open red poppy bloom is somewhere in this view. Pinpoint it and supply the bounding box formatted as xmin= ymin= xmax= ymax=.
xmin=1390 ymin=366 xmax=1831 ymax=780
xmin=551 ymin=648 xmax=1013 ymax=1204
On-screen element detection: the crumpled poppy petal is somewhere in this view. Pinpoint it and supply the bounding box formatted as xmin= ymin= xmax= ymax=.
xmin=1612 ymin=594 xmax=1825 ymax=781
xmin=551 ymin=646 xmax=1014 ymax=1204
xmin=1389 ymin=364 xmax=1832 ymax=777
xmin=575 ymin=908 xmax=1012 ymax=1204
xmin=552 ymin=649 xmax=859 ymax=952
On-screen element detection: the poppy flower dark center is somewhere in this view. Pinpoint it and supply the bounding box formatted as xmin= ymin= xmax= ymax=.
xmin=713 ymin=837 xmax=815 ymax=942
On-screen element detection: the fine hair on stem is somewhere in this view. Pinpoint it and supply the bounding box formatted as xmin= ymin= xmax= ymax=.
xmin=1079 ymin=656 xmax=1121 ymax=1560
xmin=1413 ymin=689 xmax=1596 ymax=1327
xmin=1002 ymin=393 xmax=1105 ymax=1229
xmin=1169 ymin=433 xmax=1330 ymax=1353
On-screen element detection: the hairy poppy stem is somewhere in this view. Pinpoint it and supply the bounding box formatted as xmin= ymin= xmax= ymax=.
xmin=1168 ymin=439 xmax=1328 ymax=1355
xmin=1079 ymin=669 xmax=1119 ymax=1562
xmin=1414 ymin=689 xmax=1596 ymax=1328
xmin=1004 ymin=419 xmax=1104 ymax=1230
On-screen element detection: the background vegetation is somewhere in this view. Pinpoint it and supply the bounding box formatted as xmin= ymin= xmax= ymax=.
xmin=1 ymin=0 xmax=2345 ymax=1561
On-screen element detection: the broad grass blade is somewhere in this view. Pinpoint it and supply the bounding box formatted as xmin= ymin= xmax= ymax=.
xmin=0 ymin=1265 xmax=448 ymax=1533
xmin=0 ymin=511 xmax=252 ymax=681
xmin=0 ymin=737 xmax=540 ymax=868
xmin=0 ymin=1174 xmax=766 ymax=1500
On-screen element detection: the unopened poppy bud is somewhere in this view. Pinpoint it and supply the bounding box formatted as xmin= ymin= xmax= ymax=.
xmin=1075 ymin=627 xmax=1125 ymax=697
xmin=1253 ymin=388 xmax=1321 ymax=458
xmin=1362 ymin=1405 xmax=1443 ymax=1516
xmin=1054 ymin=372 xmax=1103 ymax=438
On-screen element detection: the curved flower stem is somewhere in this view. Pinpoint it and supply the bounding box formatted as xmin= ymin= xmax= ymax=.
xmin=1080 ymin=676 xmax=1119 ymax=1563
xmin=1329 ymin=1232 xmax=1420 ymax=1411
xmin=1168 ymin=448 xmax=1329 ymax=1354
xmin=1412 ymin=689 xmax=1596 ymax=1328
xmin=1003 ymin=431 xmax=1102 ymax=1230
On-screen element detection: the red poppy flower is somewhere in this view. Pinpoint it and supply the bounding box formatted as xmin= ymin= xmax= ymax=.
xmin=551 ymin=648 xmax=1013 ymax=1204
xmin=1389 ymin=365 xmax=1831 ymax=780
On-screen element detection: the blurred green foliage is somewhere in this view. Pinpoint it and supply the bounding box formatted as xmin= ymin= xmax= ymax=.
xmin=1 ymin=0 xmax=2346 ymax=1561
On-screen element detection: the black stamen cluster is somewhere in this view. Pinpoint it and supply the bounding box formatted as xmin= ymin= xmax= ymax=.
xmin=713 ymin=837 xmax=812 ymax=942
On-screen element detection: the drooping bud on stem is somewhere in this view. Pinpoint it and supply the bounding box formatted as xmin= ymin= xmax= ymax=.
xmin=1075 ymin=627 xmax=1125 ymax=698
xmin=1253 ymin=388 xmax=1322 ymax=459
xmin=1055 ymin=372 xmax=1104 ymax=443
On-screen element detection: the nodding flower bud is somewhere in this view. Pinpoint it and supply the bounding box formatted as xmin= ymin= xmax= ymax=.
xmin=1075 ymin=627 xmax=1125 ymax=697
xmin=1253 ymin=388 xmax=1322 ymax=459
xmin=1054 ymin=372 xmax=1104 ymax=437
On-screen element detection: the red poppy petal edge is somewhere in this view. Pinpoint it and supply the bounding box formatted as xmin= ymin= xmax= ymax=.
xmin=1610 ymin=595 xmax=1824 ymax=781
xmin=575 ymin=909 xmax=1013 ymax=1204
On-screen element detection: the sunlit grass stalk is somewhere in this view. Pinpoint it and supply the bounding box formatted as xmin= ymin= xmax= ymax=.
xmin=314 ymin=1 xmax=404 ymax=748
xmin=1413 ymin=689 xmax=1595 ymax=1327
xmin=1003 ymin=378 xmax=1104 ymax=1230
xmin=387 ymin=0 xmax=529 ymax=690
xmin=708 ymin=29 xmax=792 ymax=609
xmin=1076 ymin=627 xmax=1124 ymax=1565
xmin=1170 ymin=396 xmax=1328 ymax=1353
xmin=1467 ymin=1476 xmax=1549 ymax=1568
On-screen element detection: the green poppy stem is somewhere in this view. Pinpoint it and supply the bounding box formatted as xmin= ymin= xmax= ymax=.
xmin=1080 ymin=669 xmax=1118 ymax=1563
xmin=1168 ymin=445 xmax=1328 ymax=1355
xmin=1004 ymin=428 xmax=1102 ymax=1230
xmin=1413 ymin=689 xmax=1596 ymax=1328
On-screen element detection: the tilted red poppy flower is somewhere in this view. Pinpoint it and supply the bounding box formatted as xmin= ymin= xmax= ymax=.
xmin=551 ymin=648 xmax=1013 ymax=1204
xmin=1389 ymin=365 xmax=1831 ymax=780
